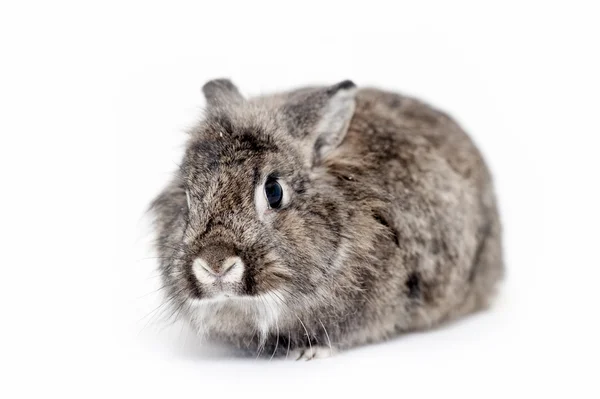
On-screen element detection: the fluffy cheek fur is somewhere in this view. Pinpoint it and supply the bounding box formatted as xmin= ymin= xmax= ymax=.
xmin=261 ymin=183 xmax=354 ymax=315
xmin=154 ymin=182 xmax=351 ymax=344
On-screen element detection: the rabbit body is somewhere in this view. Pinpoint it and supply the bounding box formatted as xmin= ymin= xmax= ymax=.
xmin=150 ymin=80 xmax=503 ymax=359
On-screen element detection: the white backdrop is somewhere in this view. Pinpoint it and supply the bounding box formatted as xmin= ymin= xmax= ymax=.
xmin=1 ymin=1 xmax=599 ymax=398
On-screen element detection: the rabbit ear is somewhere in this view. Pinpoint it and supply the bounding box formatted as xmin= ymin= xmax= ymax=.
xmin=202 ymin=78 xmax=245 ymax=109
xmin=282 ymin=80 xmax=357 ymax=164
xmin=313 ymin=81 xmax=357 ymax=161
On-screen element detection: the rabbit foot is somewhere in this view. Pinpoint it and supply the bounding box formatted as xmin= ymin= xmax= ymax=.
xmin=289 ymin=346 xmax=334 ymax=360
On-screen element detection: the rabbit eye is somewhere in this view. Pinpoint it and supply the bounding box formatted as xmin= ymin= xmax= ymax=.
xmin=264 ymin=178 xmax=283 ymax=209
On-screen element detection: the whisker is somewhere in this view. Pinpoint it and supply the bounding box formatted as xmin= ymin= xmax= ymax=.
xmin=136 ymin=282 xmax=175 ymax=299
xmin=154 ymin=243 xmax=185 ymax=252
xmin=137 ymin=286 xmax=187 ymax=329
xmin=164 ymin=297 xmax=189 ymax=325
xmin=319 ymin=319 xmax=332 ymax=352
xmin=136 ymin=256 xmax=187 ymax=262
xmin=294 ymin=314 xmax=312 ymax=356
xmin=255 ymin=296 xmax=267 ymax=359
xmin=270 ymin=316 xmax=279 ymax=361
xmin=138 ymin=298 xmax=175 ymax=334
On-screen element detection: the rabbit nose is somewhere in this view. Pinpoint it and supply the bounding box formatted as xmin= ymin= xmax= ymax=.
xmin=192 ymin=246 xmax=244 ymax=286
xmin=199 ymin=256 xmax=238 ymax=277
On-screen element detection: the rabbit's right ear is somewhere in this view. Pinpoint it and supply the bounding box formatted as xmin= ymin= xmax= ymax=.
xmin=282 ymin=80 xmax=357 ymax=165
xmin=202 ymin=79 xmax=245 ymax=109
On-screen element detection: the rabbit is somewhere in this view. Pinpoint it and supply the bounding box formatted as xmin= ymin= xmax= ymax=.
xmin=149 ymin=79 xmax=504 ymax=360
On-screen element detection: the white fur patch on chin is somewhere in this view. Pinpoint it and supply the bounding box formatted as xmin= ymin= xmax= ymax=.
xmin=254 ymin=290 xmax=283 ymax=339
xmin=187 ymin=289 xmax=284 ymax=343
xmin=289 ymin=346 xmax=334 ymax=361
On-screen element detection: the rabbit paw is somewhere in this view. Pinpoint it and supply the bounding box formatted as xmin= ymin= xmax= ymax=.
xmin=289 ymin=346 xmax=334 ymax=360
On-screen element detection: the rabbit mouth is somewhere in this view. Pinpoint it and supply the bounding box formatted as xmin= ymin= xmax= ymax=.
xmin=200 ymin=282 xmax=244 ymax=299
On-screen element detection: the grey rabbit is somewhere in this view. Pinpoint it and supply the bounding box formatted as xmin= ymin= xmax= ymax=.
xmin=150 ymin=79 xmax=504 ymax=360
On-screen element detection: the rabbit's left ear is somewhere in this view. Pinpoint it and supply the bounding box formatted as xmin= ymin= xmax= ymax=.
xmin=202 ymin=78 xmax=245 ymax=109
xmin=283 ymin=80 xmax=357 ymax=164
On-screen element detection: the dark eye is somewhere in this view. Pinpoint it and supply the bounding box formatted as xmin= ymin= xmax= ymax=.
xmin=264 ymin=178 xmax=283 ymax=209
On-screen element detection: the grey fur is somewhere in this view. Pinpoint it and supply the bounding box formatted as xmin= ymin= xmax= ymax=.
xmin=149 ymin=79 xmax=504 ymax=357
